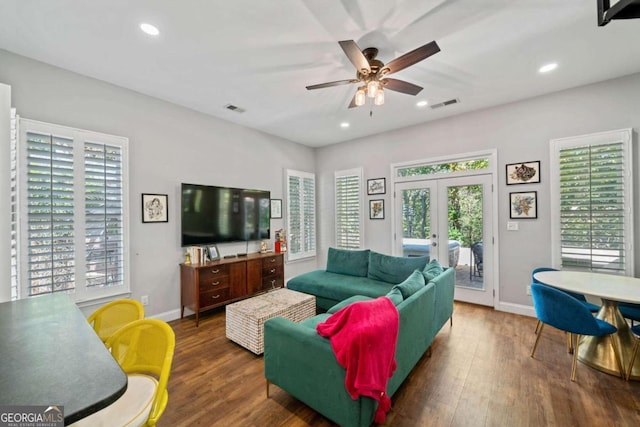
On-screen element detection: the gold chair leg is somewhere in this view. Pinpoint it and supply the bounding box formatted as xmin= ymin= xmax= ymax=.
xmin=266 ymin=380 xmax=270 ymax=398
xmin=567 ymin=332 xmax=574 ymax=354
xmin=626 ymin=337 xmax=640 ymax=381
xmin=534 ymin=319 xmax=541 ymax=334
xmin=571 ymin=334 xmax=580 ymax=382
xmin=531 ymin=323 xmax=544 ymax=357
xmin=450 ymin=315 xmax=453 ymax=327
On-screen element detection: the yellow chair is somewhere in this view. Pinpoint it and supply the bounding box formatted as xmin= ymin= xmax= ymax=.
xmin=88 ymin=299 xmax=145 ymax=342
xmin=71 ymin=319 xmax=176 ymax=427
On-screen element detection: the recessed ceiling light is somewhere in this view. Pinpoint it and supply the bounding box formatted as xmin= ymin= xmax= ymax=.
xmin=140 ymin=23 xmax=160 ymax=36
xmin=539 ymin=63 xmax=558 ymax=73
xmin=340 ymin=122 xmax=350 ymax=128
xmin=416 ymin=100 xmax=428 ymax=107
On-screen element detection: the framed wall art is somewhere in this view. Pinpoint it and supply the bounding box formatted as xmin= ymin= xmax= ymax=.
xmin=270 ymin=199 xmax=282 ymax=219
xmin=367 ymin=178 xmax=386 ymax=195
xmin=369 ymin=199 xmax=385 ymax=220
xmin=510 ymin=191 xmax=537 ymax=219
xmin=142 ymin=193 xmax=168 ymax=223
xmin=506 ymin=161 xmax=540 ymax=185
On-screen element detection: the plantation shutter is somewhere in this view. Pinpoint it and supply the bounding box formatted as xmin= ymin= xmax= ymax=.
xmin=25 ymin=131 xmax=76 ymax=295
xmin=16 ymin=118 xmax=129 ymax=302
xmin=552 ymin=129 xmax=633 ymax=275
xmin=85 ymin=142 xmax=124 ymax=288
xmin=286 ymin=169 xmax=316 ymax=261
xmin=335 ymin=169 xmax=362 ymax=249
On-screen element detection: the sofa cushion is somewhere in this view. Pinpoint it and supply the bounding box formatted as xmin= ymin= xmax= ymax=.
xmin=326 ymin=247 xmax=370 ymax=277
xmin=392 ymin=270 xmax=425 ymax=299
xmin=299 ymin=313 xmax=332 ymax=329
xmin=367 ymin=251 xmax=428 ymax=284
xmin=423 ymin=258 xmax=445 ymax=281
xmin=287 ymin=270 xmax=394 ymax=303
xmin=385 ymin=288 xmax=404 ymax=306
xmin=327 ymin=295 xmax=374 ymax=314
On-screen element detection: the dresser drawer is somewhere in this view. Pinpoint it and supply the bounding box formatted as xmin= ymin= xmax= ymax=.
xmin=261 ymin=276 xmax=284 ymax=290
xmin=199 ymin=287 xmax=231 ymax=308
xmin=262 ymin=264 xmax=283 ymax=278
xmin=199 ymin=265 xmax=230 ymax=282
xmin=262 ymin=255 xmax=283 ymax=269
xmin=199 ymin=275 xmax=230 ymax=292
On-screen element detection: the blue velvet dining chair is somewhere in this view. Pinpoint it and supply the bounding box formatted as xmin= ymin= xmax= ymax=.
xmin=531 ymin=267 xmax=600 ymax=341
xmin=530 ymin=283 xmax=623 ymax=381
xmin=619 ymin=302 xmax=640 ymax=325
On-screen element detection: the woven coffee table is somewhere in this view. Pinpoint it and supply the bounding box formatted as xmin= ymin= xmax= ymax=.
xmin=225 ymin=288 xmax=316 ymax=355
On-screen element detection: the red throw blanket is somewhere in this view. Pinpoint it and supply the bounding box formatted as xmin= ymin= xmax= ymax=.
xmin=316 ymin=296 xmax=399 ymax=424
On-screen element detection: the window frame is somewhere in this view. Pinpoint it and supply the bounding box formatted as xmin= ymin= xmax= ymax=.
xmin=550 ymin=128 xmax=634 ymax=276
xmin=285 ymin=169 xmax=316 ymax=261
xmin=16 ymin=118 xmax=130 ymax=302
xmin=334 ymin=168 xmax=364 ymax=250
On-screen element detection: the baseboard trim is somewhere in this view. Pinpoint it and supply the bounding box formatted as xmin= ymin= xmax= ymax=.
xmin=148 ymin=308 xmax=183 ymax=322
xmin=496 ymin=301 xmax=536 ymax=318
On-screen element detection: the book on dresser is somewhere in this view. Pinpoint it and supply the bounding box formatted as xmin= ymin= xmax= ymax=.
xmin=180 ymin=252 xmax=284 ymax=326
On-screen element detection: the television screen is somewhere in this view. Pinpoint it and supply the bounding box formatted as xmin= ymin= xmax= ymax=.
xmin=181 ymin=183 xmax=270 ymax=246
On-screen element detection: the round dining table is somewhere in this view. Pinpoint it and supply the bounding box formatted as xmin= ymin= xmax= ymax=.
xmin=533 ymin=270 xmax=640 ymax=380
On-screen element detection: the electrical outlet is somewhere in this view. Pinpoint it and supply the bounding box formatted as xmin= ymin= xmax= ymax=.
xmin=526 ymin=285 xmax=532 ymax=296
xmin=141 ymin=295 xmax=149 ymax=306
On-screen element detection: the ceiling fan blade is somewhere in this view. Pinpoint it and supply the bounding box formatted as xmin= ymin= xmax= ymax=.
xmin=338 ymin=40 xmax=371 ymax=75
xmin=348 ymin=93 xmax=359 ymax=109
xmin=381 ymin=41 xmax=440 ymax=75
xmin=382 ymin=78 xmax=423 ymax=96
xmin=306 ymin=79 xmax=359 ymax=90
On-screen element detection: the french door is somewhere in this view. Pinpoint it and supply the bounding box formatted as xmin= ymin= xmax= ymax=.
xmin=394 ymin=174 xmax=494 ymax=306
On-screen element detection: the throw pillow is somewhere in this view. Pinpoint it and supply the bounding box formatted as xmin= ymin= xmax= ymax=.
xmin=423 ymin=258 xmax=445 ymax=281
xmin=392 ymin=269 xmax=426 ymax=299
xmin=385 ymin=288 xmax=404 ymax=306
xmin=326 ymin=247 xmax=370 ymax=277
xmin=367 ymin=251 xmax=428 ymax=284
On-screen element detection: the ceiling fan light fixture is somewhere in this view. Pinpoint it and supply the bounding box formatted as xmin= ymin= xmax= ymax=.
xmin=374 ymin=88 xmax=385 ymax=106
xmin=355 ymin=87 xmax=366 ymax=106
xmin=367 ymin=80 xmax=379 ymax=98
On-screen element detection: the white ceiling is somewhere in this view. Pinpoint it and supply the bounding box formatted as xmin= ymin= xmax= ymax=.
xmin=1 ymin=1 xmax=639 ymax=147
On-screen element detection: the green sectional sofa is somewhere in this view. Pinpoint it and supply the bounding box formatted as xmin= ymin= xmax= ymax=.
xmin=264 ymin=248 xmax=455 ymax=427
xmin=287 ymin=248 xmax=431 ymax=310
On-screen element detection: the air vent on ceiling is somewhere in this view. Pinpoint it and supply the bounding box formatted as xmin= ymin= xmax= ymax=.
xmin=223 ymin=104 xmax=246 ymax=113
xmin=430 ymin=98 xmax=460 ymax=110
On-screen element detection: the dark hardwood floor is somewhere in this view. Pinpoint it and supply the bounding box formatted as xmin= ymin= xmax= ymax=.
xmin=163 ymin=302 xmax=640 ymax=426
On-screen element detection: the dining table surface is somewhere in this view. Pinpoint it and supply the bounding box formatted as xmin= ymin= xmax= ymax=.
xmin=533 ymin=270 xmax=640 ymax=380
xmin=0 ymin=293 xmax=127 ymax=425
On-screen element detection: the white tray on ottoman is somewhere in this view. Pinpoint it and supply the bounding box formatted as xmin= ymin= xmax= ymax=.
xmin=225 ymin=288 xmax=316 ymax=355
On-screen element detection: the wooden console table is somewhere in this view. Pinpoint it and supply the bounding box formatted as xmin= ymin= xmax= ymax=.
xmin=180 ymin=252 xmax=284 ymax=326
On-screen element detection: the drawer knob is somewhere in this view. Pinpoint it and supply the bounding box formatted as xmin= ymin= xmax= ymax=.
xmin=212 ymin=294 xmax=220 ymax=299
xmin=211 ymin=269 xmax=220 ymax=274
xmin=269 ymin=259 xmax=276 ymax=263
xmin=212 ymin=281 xmax=220 ymax=286
xmin=269 ymin=268 xmax=276 ymax=274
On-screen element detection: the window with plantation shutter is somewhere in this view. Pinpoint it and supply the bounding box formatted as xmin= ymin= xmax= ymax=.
xmin=550 ymin=129 xmax=633 ymax=276
xmin=335 ymin=168 xmax=363 ymax=249
xmin=286 ymin=169 xmax=316 ymax=261
xmin=14 ymin=119 xmax=129 ymax=301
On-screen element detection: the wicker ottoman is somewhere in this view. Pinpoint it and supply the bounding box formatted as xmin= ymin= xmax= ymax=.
xmin=225 ymin=288 xmax=316 ymax=355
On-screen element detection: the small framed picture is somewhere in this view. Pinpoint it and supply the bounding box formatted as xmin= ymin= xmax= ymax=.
xmin=369 ymin=199 xmax=385 ymax=220
xmin=142 ymin=194 xmax=168 ymax=223
xmin=270 ymin=199 xmax=282 ymax=219
xmin=367 ymin=178 xmax=386 ymax=195
xmin=506 ymin=161 xmax=540 ymax=185
xmin=207 ymin=245 xmax=220 ymax=261
xmin=510 ymin=191 xmax=537 ymax=219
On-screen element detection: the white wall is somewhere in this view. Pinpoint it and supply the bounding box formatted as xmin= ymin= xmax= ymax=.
xmin=0 ymin=49 xmax=317 ymax=318
xmin=316 ymin=72 xmax=640 ymax=311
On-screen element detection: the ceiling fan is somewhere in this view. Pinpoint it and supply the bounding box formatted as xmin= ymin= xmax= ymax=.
xmin=306 ymin=39 xmax=440 ymax=108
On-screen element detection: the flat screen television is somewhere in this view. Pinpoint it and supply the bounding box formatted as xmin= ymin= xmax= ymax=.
xmin=181 ymin=183 xmax=270 ymax=246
